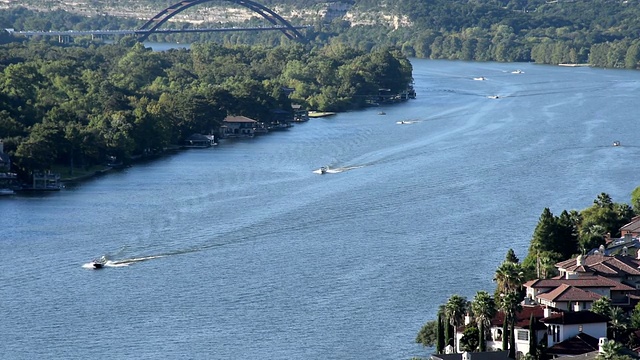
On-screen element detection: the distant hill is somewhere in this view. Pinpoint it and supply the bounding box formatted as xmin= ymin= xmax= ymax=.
xmin=4 ymin=0 xmax=640 ymax=68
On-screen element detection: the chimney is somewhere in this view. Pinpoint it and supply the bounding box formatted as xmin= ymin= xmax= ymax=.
xmin=576 ymin=254 xmax=583 ymax=266
xmin=544 ymin=307 xmax=551 ymax=318
xmin=599 ymin=338 xmax=608 ymax=353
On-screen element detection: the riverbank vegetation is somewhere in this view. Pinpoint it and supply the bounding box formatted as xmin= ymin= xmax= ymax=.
xmin=416 ymin=190 xmax=640 ymax=358
xmin=0 ymin=31 xmax=412 ymax=182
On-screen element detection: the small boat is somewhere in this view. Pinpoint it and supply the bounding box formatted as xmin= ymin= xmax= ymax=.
xmin=473 ymin=77 xmax=486 ymax=81
xmin=90 ymin=257 xmax=107 ymax=269
xmin=378 ymin=111 xmax=386 ymax=115
xmin=320 ymin=167 xmax=328 ymax=174
xmin=512 ymin=69 xmax=524 ymax=74
xmin=488 ymin=95 xmax=500 ymax=99
xmin=613 ymin=141 xmax=621 ymax=147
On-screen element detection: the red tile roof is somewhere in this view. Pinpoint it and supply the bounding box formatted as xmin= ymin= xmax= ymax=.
xmin=490 ymin=305 xmax=547 ymax=329
xmin=556 ymin=255 xmax=640 ymax=276
xmin=536 ymin=284 xmax=602 ymax=302
xmin=524 ymin=275 xmax=636 ymax=292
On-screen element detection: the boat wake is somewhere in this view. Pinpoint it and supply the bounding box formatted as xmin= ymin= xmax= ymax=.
xmin=82 ymin=254 xmax=165 ymax=269
xmin=313 ymin=165 xmax=364 ymax=175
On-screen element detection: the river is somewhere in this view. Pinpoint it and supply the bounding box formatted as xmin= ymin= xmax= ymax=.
xmin=2 ymin=59 xmax=640 ymax=359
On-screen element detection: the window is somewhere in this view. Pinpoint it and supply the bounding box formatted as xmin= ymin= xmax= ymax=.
xmin=517 ymin=330 xmax=529 ymax=341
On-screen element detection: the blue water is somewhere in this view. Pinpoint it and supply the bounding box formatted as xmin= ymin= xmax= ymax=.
xmin=2 ymin=60 xmax=640 ymax=359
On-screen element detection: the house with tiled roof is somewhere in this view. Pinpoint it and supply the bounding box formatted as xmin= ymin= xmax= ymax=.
xmin=524 ymin=275 xmax=636 ymax=309
xmin=535 ymin=284 xmax=602 ymax=311
xmin=220 ymin=115 xmax=258 ymax=139
xmin=542 ymin=310 xmax=609 ymax=352
xmin=555 ymin=254 xmax=640 ymax=289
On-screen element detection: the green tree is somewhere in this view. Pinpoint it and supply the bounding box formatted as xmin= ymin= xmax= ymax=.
xmin=437 ymin=312 xmax=445 ymax=353
xmin=629 ymin=302 xmax=640 ymax=329
xmin=609 ymin=307 xmax=627 ymax=342
xmin=460 ymin=326 xmax=480 ymax=352
xmin=445 ymin=295 xmax=468 ymax=353
xmin=471 ymin=291 xmax=496 ymax=352
xmin=416 ymin=319 xmax=438 ymax=348
xmin=591 ymin=297 xmax=613 ymax=316
xmin=505 ymin=249 xmax=519 ymax=264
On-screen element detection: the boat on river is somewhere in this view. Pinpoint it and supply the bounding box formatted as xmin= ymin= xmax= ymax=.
xmin=473 ymin=77 xmax=486 ymax=81
xmin=320 ymin=167 xmax=328 ymax=174
xmin=613 ymin=141 xmax=621 ymax=147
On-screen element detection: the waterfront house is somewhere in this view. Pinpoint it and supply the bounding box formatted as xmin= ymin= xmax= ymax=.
xmin=221 ymin=116 xmax=257 ymax=139
xmin=524 ymin=275 xmax=636 ymax=310
xmin=542 ymin=310 xmax=609 ymax=356
xmin=555 ymin=254 xmax=640 ymax=290
xmin=455 ymin=305 xmax=548 ymax=358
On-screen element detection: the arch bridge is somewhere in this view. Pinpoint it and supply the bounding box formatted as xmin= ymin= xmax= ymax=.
xmin=138 ymin=0 xmax=307 ymax=43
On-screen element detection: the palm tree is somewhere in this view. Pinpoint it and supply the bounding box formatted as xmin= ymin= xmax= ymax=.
xmin=499 ymin=291 xmax=522 ymax=358
xmin=445 ymin=294 xmax=467 ymax=353
xmin=494 ymin=261 xmax=524 ymax=295
xmin=471 ymin=291 xmax=497 ymax=352
xmin=494 ymin=261 xmax=524 ymax=358
xmin=609 ymin=306 xmax=627 ymax=341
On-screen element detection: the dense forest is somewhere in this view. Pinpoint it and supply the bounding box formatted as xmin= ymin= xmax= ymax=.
xmin=0 ymin=24 xmax=412 ymax=182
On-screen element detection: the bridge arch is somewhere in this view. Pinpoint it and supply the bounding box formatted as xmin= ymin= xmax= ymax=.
xmin=138 ymin=0 xmax=306 ymax=43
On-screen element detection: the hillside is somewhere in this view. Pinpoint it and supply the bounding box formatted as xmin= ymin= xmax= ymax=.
xmin=2 ymin=0 xmax=640 ymax=68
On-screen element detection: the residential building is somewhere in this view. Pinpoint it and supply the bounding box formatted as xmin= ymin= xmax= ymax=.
xmin=542 ymin=310 xmax=609 ymax=356
xmin=220 ymin=116 xmax=257 ymax=139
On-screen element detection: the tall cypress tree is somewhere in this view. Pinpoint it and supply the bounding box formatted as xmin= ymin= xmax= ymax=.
xmin=479 ymin=321 xmax=486 ymax=352
xmin=437 ymin=313 xmax=445 ymax=354
xmin=445 ymin=315 xmax=451 ymax=349
xmin=529 ymin=313 xmax=538 ymax=359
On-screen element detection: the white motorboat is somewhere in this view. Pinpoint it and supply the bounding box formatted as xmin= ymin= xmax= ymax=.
xmin=613 ymin=141 xmax=621 ymax=147
xmin=512 ymin=69 xmax=524 ymax=74
xmin=473 ymin=77 xmax=486 ymax=81
xmin=320 ymin=167 xmax=328 ymax=174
